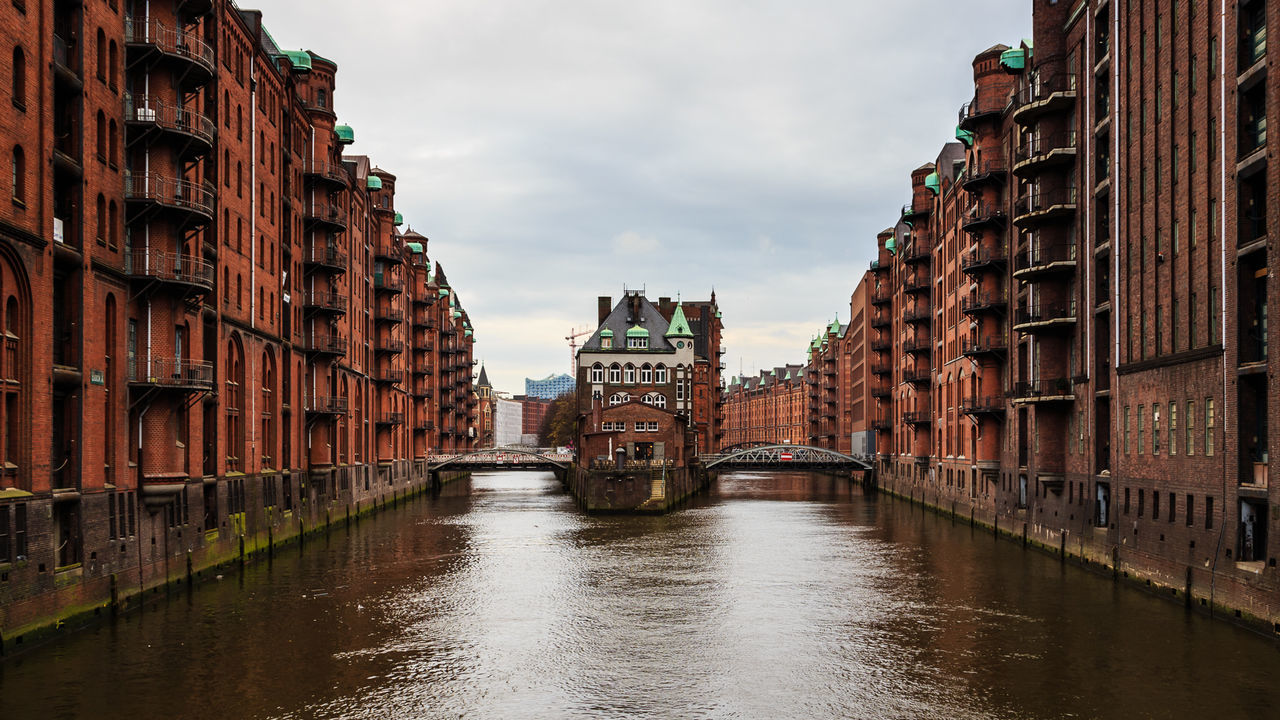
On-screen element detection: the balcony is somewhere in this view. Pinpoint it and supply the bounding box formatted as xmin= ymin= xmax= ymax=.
xmin=961 ymin=245 xmax=1007 ymax=274
xmin=870 ymin=339 xmax=891 ymax=352
xmin=375 ymin=338 xmax=404 ymax=355
xmin=871 ymin=362 xmax=892 ymax=376
xmin=124 ymin=173 xmax=215 ymax=223
xmin=903 ymin=276 xmax=930 ymax=295
xmin=304 ymin=395 xmax=348 ymax=415
xmin=303 ymin=290 xmax=346 ymax=314
xmin=903 ymin=306 xmax=931 ymax=326
xmin=871 ymin=417 xmax=893 ymax=431
xmin=123 ymin=94 xmax=215 ymax=155
xmin=412 ymin=311 xmax=436 ymax=329
xmin=375 ymin=412 xmax=406 ymax=426
xmin=1012 ymin=242 xmax=1078 ymax=279
xmin=960 ymin=291 xmax=1007 ymax=316
xmin=375 ymin=306 xmax=405 ymax=323
xmin=1013 ymin=132 xmax=1078 ymax=177
xmin=1013 ymin=301 xmax=1078 ymax=333
xmin=870 ymin=259 xmax=890 ymax=275
xmin=870 ymin=384 xmax=891 ymax=399
xmin=903 ymin=411 xmax=932 ymax=426
xmin=961 ymin=335 xmax=1009 ymax=358
xmin=1011 ymin=74 xmax=1077 ymax=125
xmin=127 ymin=357 xmax=214 ymax=391
xmin=957 ymin=98 xmax=1004 ymax=130
xmin=902 ymin=338 xmax=931 ymax=356
xmin=374 ymin=274 xmax=404 ymax=294
xmin=961 ymin=202 xmax=1008 ymax=233
xmin=961 ymin=395 xmax=1006 ymax=416
xmin=413 ymin=359 xmax=434 ymax=376
xmin=373 ymin=366 xmax=403 ymax=384
xmin=901 ymin=244 xmax=932 ymax=265
xmin=902 ymin=201 xmax=932 ymax=222
xmin=124 ymin=19 xmax=216 ymax=87
xmin=305 ymin=200 xmax=347 ymax=231
xmin=960 ymin=157 xmax=1008 ymax=190
xmin=302 ymin=333 xmax=347 ymax=356
xmin=871 ymin=313 xmax=891 ymax=329
xmin=412 ymin=384 xmax=434 ymax=398
xmin=127 ymin=250 xmax=215 ymax=293
xmin=1009 ymin=378 xmax=1075 ymax=404
xmin=303 ymin=242 xmax=347 ymax=272
xmin=902 ymin=369 xmax=931 ymax=386
xmin=1013 ymin=188 xmax=1077 ymax=229
xmin=871 ymin=288 xmax=893 ymax=306
xmin=303 ymin=158 xmax=350 ymax=188
xmin=374 ymin=240 xmax=404 ymax=263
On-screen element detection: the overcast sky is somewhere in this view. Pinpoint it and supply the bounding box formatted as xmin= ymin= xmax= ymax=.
xmin=252 ymin=1 xmax=1031 ymax=393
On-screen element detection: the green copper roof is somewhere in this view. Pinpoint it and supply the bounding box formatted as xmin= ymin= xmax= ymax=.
xmin=827 ymin=316 xmax=840 ymax=335
xmin=452 ymin=310 xmax=462 ymax=319
xmin=1000 ymin=47 xmax=1026 ymax=72
xmin=335 ymin=124 xmax=355 ymax=144
xmin=885 ymin=235 xmax=897 ymax=255
xmin=438 ymin=288 xmax=450 ymax=296
xmin=393 ymin=212 xmax=403 ymax=225
xmin=715 ymin=309 xmax=722 ymax=319
xmin=625 ymin=325 xmax=649 ymax=338
xmin=783 ymin=370 xmax=791 ymax=380
xmin=366 ymin=176 xmax=382 ymax=190
xmin=449 ymin=295 xmax=456 ymax=307
xmin=405 ymin=241 xmax=423 ymax=253
xmin=924 ymin=171 xmax=941 ymax=195
xmin=665 ymin=304 xmax=695 ymax=338
xmin=600 ymin=328 xmax=614 ymax=337
xmin=464 ymin=329 xmax=472 ymax=338
xmin=955 ymin=126 xmax=974 ymax=147
xmin=282 ymin=50 xmax=312 ymax=71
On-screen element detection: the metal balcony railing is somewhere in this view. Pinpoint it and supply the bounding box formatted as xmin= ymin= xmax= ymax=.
xmin=304 ymin=395 xmax=348 ymax=414
xmin=125 ymin=18 xmax=216 ymax=76
xmin=123 ymin=94 xmax=215 ymax=147
xmin=124 ymin=173 xmax=216 ymax=218
xmin=127 ymin=356 xmax=214 ymax=390
xmin=126 ymin=249 xmax=215 ymax=291
xmin=303 ymin=158 xmax=350 ymax=186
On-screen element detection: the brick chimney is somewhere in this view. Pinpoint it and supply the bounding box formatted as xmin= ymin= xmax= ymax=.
xmin=598 ymin=296 xmax=612 ymax=324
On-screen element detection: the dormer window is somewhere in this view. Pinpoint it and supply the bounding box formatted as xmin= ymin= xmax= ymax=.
xmin=626 ymin=325 xmax=649 ymax=349
xmin=600 ymin=327 xmax=614 ymax=349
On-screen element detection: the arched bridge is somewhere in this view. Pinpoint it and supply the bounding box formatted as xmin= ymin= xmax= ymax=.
xmin=700 ymin=444 xmax=872 ymax=470
xmin=429 ymin=447 xmax=572 ymax=473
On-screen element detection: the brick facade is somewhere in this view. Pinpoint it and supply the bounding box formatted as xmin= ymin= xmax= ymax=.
xmin=0 ymin=0 xmax=477 ymax=639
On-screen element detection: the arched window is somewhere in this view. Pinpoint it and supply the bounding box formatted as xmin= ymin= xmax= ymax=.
xmin=640 ymin=364 xmax=652 ymax=384
xmin=1 ymin=262 xmax=30 ymax=488
xmin=643 ymin=393 xmax=666 ymax=409
xmin=609 ymin=392 xmax=629 ymax=406
xmin=95 ymin=194 xmax=106 ymax=244
xmin=96 ymin=110 xmax=106 ymax=159
xmin=108 ymin=40 xmax=118 ymax=87
xmin=609 ymin=364 xmax=621 ymax=384
xmin=108 ymin=119 xmax=118 ymax=165
xmin=11 ymin=145 xmax=24 ymax=202
xmin=655 ymin=364 xmax=667 ymax=383
xmin=11 ymin=47 xmax=25 ymax=108
xmin=624 ymin=364 xmax=635 ymax=384
xmin=223 ymin=90 xmax=231 ymax=127
xmin=107 ymin=200 xmax=118 ymax=249
xmin=590 ymin=363 xmax=603 ymax=383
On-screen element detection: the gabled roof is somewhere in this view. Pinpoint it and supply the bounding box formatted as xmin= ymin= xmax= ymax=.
xmin=581 ymin=294 xmax=676 ymax=353
xmin=476 ymin=365 xmax=491 ymax=388
xmin=665 ymin=304 xmax=695 ymax=339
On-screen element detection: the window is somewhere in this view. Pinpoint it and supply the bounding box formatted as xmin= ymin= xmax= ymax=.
xmin=11 ymin=47 xmax=25 ymax=109
xmin=1153 ymin=491 xmax=1160 ymax=520
xmin=590 ymin=364 xmax=603 ymax=383
xmin=1169 ymin=401 xmax=1177 ymax=455
xmin=10 ymin=145 xmax=23 ymax=202
xmin=1206 ymin=398 xmax=1214 ymax=455
xmin=1138 ymin=489 xmax=1145 ymax=517
xmin=96 ymin=110 xmax=107 ymax=160
xmin=1186 ymin=495 xmax=1195 ymax=526
xmin=647 ymin=421 xmax=659 ymax=432
xmin=1124 ymin=487 xmax=1131 ymax=515
xmin=96 ymin=28 xmax=106 ymax=80
xmin=1205 ymin=496 xmax=1214 ymax=529
xmin=1168 ymin=492 xmax=1176 ymax=523
xmin=609 ymin=364 xmax=621 ymax=384
xmin=624 ymin=365 xmax=635 ymax=384
xmin=609 ymin=392 xmax=628 ymax=406
xmin=627 ymin=336 xmax=648 ymax=349
xmin=1137 ymin=405 xmax=1144 ymax=454
xmin=643 ymin=392 xmax=666 ymax=409
xmin=1186 ymin=400 xmax=1195 ymax=454
xmin=641 ymin=365 xmax=652 ymax=384
xmin=1124 ymin=405 xmax=1130 ymax=453
xmin=1152 ymin=405 xmax=1159 ymax=455
xmin=634 ymin=422 xmax=646 ymax=432
xmin=655 ymin=365 xmax=667 ymax=383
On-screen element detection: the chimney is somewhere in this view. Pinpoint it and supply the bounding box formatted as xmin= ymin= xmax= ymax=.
xmin=598 ymin=296 xmax=612 ymax=324
xmin=659 ymin=297 xmax=673 ymax=320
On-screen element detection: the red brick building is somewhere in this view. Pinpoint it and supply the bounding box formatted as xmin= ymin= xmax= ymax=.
xmin=722 ymin=365 xmax=807 ymax=448
xmin=870 ymin=0 xmax=1280 ymax=625
xmin=0 ymin=0 xmax=476 ymax=638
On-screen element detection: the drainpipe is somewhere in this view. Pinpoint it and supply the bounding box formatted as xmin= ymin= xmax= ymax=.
xmin=250 ymin=63 xmax=257 ymax=330
xmin=1209 ymin=0 xmax=1229 ymax=612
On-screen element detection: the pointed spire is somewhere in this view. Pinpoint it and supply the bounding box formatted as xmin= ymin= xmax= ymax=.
xmin=665 ymin=303 xmax=695 ymax=339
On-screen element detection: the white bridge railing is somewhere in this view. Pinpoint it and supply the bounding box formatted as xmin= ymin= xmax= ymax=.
xmin=430 ymin=448 xmax=573 ymax=465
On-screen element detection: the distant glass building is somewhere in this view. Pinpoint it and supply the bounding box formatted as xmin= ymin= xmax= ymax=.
xmin=524 ymin=373 xmax=575 ymax=400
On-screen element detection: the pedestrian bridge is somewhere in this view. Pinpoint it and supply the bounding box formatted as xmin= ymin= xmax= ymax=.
xmin=699 ymin=444 xmax=872 ymax=470
xmin=429 ymin=447 xmax=573 ymax=473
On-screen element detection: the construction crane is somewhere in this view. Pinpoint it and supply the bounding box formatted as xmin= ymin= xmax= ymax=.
xmin=565 ymin=326 xmax=593 ymax=377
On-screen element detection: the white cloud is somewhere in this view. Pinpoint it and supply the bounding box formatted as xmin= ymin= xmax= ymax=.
xmin=252 ymin=0 xmax=1031 ymax=393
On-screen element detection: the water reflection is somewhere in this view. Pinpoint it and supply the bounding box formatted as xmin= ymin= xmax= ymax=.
xmin=1 ymin=471 xmax=1278 ymax=720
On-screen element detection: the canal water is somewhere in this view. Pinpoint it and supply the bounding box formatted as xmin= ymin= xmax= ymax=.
xmin=2 ymin=470 xmax=1278 ymax=719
